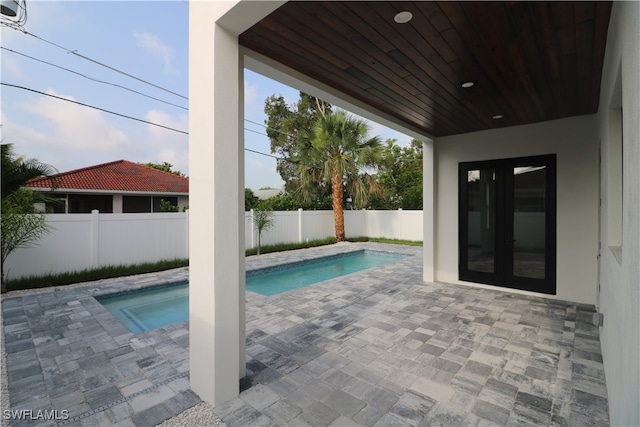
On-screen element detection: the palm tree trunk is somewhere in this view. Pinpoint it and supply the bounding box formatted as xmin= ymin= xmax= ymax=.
xmin=257 ymin=232 xmax=261 ymax=255
xmin=331 ymin=165 xmax=346 ymax=241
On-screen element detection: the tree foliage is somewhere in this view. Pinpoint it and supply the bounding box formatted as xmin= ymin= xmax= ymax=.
xmin=1 ymin=144 xmax=57 ymax=291
xmin=158 ymin=199 xmax=179 ymax=212
xmin=1 ymin=143 xmax=57 ymax=200
xmin=1 ymin=191 xmax=50 ymax=278
xmin=370 ymin=139 xmax=423 ymax=210
xmin=142 ymin=161 xmax=185 ymax=177
xmin=262 ymin=93 xmax=425 ymax=214
xmin=264 ymin=92 xmax=332 ymax=200
xmin=257 ymin=192 xmax=332 ymax=211
xmin=245 ymin=188 xmax=260 ymax=211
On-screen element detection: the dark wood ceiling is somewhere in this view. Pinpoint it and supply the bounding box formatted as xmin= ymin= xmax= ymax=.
xmin=239 ymin=1 xmax=612 ymax=138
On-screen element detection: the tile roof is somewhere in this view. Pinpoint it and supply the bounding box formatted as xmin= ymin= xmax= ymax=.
xmin=25 ymin=160 xmax=188 ymax=193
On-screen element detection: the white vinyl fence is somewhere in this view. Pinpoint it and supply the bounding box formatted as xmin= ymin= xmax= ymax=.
xmin=5 ymin=210 xmax=189 ymax=280
xmin=246 ymin=209 xmax=423 ymax=248
xmin=5 ymin=209 xmax=422 ymax=280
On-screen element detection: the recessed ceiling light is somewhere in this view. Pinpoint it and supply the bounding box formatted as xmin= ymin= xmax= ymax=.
xmin=394 ymin=11 xmax=413 ymax=24
xmin=493 ymin=114 xmax=504 ymax=120
xmin=461 ymin=81 xmax=475 ymax=88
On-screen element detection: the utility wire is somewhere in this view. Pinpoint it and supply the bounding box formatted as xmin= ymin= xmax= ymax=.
xmin=244 ymin=118 xmax=296 ymax=138
xmin=23 ymin=31 xmax=188 ymax=100
xmin=2 ymin=82 xmax=188 ymax=135
xmin=245 ymin=128 xmax=272 ymax=138
xmin=244 ymin=147 xmax=282 ymax=160
xmin=3 ymin=82 xmax=290 ymax=160
xmin=1 ymin=47 xmax=188 ymax=111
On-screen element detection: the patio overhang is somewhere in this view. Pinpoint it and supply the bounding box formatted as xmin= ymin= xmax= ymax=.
xmin=189 ymin=2 xmax=640 ymax=426
xmin=239 ymin=1 xmax=612 ymax=139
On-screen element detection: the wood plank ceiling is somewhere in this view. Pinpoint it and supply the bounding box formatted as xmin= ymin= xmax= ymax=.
xmin=239 ymin=1 xmax=612 ymax=138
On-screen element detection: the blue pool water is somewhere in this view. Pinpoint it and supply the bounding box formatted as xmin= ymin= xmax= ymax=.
xmin=98 ymin=250 xmax=407 ymax=333
xmin=97 ymin=281 xmax=188 ymax=334
xmin=246 ymin=250 xmax=407 ymax=296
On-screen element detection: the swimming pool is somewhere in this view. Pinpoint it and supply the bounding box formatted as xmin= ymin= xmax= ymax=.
xmin=98 ymin=250 xmax=408 ymax=333
xmin=246 ymin=250 xmax=407 ymax=295
xmin=97 ymin=281 xmax=188 ymax=334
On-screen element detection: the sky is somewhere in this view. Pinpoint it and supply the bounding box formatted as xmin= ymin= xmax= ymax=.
xmin=1 ymin=1 xmax=413 ymax=191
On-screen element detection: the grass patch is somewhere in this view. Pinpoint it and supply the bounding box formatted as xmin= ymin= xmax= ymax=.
xmin=347 ymin=236 xmax=423 ymax=246
xmin=5 ymin=258 xmax=189 ymax=292
xmin=246 ymin=237 xmax=338 ymax=256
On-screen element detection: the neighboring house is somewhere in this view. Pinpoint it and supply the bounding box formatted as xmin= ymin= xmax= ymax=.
xmin=24 ymin=160 xmax=189 ymax=213
xmin=253 ymin=188 xmax=282 ymax=200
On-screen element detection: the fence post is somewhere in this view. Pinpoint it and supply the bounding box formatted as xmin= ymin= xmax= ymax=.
xmin=398 ymin=208 xmax=403 ymax=240
xmin=362 ymin=208 xmax=368 ymax=238
xmin=298 ymin=208 xmax=303 ymax=243
xmin=250 ymin=209 xmax=255 ymax=249
xmin=90 ymin=210 xmax=100 ymax=267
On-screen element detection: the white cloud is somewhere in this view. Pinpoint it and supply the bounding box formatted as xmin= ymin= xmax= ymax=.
xmin=245 ymin=156 xmax=285 ymax=191
xmin=142 ymin=109 xmax=189 ymax=174
xmin=133 ymin=31 xmax=177 ymax=75
xmin=21 ymin=89 xmax=129 ymax=152
xmin=1 ymin=56 xmax=30 ymax=82
xmin=145 ymin=109 xmax=188 ymax=137
xmin=1 ymin=112 xmax=48 ymax=147
xmin=245 ymin=80 xmax=258 ymax=108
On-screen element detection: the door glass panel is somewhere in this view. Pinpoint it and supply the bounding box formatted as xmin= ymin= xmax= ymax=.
xmin=512 ymin=166 xmax=546 ymax=279
xmin=467 ymin=169 xmax=496 ymax=273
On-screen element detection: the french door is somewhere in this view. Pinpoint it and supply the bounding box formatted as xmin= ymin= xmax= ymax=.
xmin=459 ymin=155 xmax=556 ymax=294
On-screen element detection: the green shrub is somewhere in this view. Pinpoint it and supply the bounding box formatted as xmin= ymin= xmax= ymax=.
xmin=346 ymin=236 xmax=422 ymax=246
xmin=5 ymin=258 xmax=189 ymax=292
xmin=245 ymin=237 xmax=337 ymax=256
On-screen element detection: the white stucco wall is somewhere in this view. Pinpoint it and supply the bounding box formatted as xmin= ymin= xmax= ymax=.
xmin=434 ymin=115 xmax=599 ymax=305
xmin=596 ymin=2 xmax=640 ymax=425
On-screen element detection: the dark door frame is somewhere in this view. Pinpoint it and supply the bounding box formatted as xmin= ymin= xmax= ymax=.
xmin=459 ymin=154 xmax=557 ymax=294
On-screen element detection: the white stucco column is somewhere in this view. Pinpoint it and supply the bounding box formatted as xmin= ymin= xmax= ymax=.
xmin=189 ymin=1 xmax=242 ymax=406
xmin=189 ymin=0 xmax=285 ymax=407
xmin=423 ymin=139 xmax=436 ymax=283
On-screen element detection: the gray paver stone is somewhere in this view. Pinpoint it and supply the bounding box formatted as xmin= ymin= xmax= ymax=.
xmin=322 ymin=389 xmax=366 ymax=417
xmin=300 ymin=401 xmax=339 ymax=427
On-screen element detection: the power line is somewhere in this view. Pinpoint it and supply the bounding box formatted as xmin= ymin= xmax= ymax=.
xmin=23 ymin=31 xmax=188 ymax=100
xmin=2 ymin=82 xmax=189 ymax=135
xmin=1 ymin=47 xmax=188 ymax=111
xmin=245 ymin=128 xmax=271 ymax=138
xmin=244 ymin=147 xmax=282 ymax=160
xmin=3 ymin=81 xmax=290 ymax=160
xmin=244 ymin=118 xmax=296 ymax=138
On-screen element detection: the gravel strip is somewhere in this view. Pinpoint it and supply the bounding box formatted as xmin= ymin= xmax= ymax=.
xmin=0 ymin=298 xmax=10 ymax=427
xmin=156 ymin=402 xmax=226 ymax=427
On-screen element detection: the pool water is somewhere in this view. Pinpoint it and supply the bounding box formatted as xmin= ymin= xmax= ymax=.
xmin=98 ymin=250 xmax=407 ymax=333
xmin=97 ymin=281 xmax=188 ymax=333
xmin=246 ymin=250 xmax=407 ymax=296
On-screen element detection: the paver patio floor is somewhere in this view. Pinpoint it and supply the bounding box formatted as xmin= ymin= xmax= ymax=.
xmin=1 ymin=243 xmax=609 ymax=426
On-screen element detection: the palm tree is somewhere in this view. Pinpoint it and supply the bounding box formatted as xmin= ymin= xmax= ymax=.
xmin=1 ymin=143 xmax=57 ymax=200
xmin=295 ymin=111 xmax=383 ymax=241
xmin=252 ymin=209 xmax=275 ymax=255
xmin=1 ymin=143 xmax=57 ymax=292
